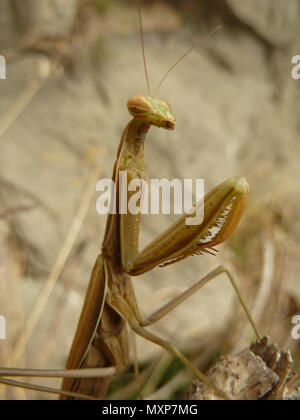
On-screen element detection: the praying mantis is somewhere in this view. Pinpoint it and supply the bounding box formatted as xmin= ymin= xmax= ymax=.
xmin=59 ymin=1 xmax=261 ymax=400
xmin=0 ymin=0 xmax=261 ymax=400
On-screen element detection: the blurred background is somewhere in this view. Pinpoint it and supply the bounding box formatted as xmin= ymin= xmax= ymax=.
xmin=0 ymin=0 xmax=299 ymax=399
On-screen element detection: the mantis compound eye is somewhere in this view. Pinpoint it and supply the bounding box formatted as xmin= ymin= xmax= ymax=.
xmin=127 ymin=95 xmax=153 ymax=117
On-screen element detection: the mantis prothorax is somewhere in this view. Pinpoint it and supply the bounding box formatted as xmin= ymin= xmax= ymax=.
xmin=0 ymin=0 xmax=260 ymax=400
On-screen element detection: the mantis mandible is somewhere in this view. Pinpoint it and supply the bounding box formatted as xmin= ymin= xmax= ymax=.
xmin=0 ymin=0 xmax=260 ymax=400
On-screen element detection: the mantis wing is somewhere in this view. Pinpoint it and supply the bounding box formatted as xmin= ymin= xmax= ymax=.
xmin=61 ymin=254 xmax=107 ymax=394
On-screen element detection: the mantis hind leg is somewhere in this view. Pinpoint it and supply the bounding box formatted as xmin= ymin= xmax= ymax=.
xmin=112 ymin=296 xmax=231 ymax=400
xmin=140 ymin=265 xmax=261 ymax=340
xmin=114 ymin=264 xmax=262 ymax=400
xmin=0 ymin=366 xmax=116 ymax=400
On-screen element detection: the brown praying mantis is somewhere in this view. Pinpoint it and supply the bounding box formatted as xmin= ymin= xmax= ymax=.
xmin=0 ymin=0 xmax=261 ymax=400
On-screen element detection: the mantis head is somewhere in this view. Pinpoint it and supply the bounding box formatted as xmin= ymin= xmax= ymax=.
xmin=127 ymin=95 xmax=176 ymax=130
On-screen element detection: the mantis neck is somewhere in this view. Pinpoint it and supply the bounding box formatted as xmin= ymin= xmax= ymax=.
xmin=102 ymin=118 xmax=150 ymax=264
xmin=125 ymin=118 xmax=150 ymax=149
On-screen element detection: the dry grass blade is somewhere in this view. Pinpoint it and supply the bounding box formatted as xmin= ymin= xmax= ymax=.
xmin=0 ymin=378 xmax=96 ymax=400
xmin=146 ymin=370 xmax=190 ymax=400
xmin=108 ymin=355 xmax=162 ymax=400
xmin=0 ymin=367 xmax=116 ymax=379
xmin=141 ymin=353 xmax=172 ymax=397
xmin=0 ymin=72 xmax=50 ymax=142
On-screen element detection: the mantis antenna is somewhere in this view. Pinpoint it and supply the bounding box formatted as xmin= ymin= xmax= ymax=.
xmin=155 ymin=26 xmax=222 ymax=97
xmin=136 ymin=0 xmax=150 ymax=96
